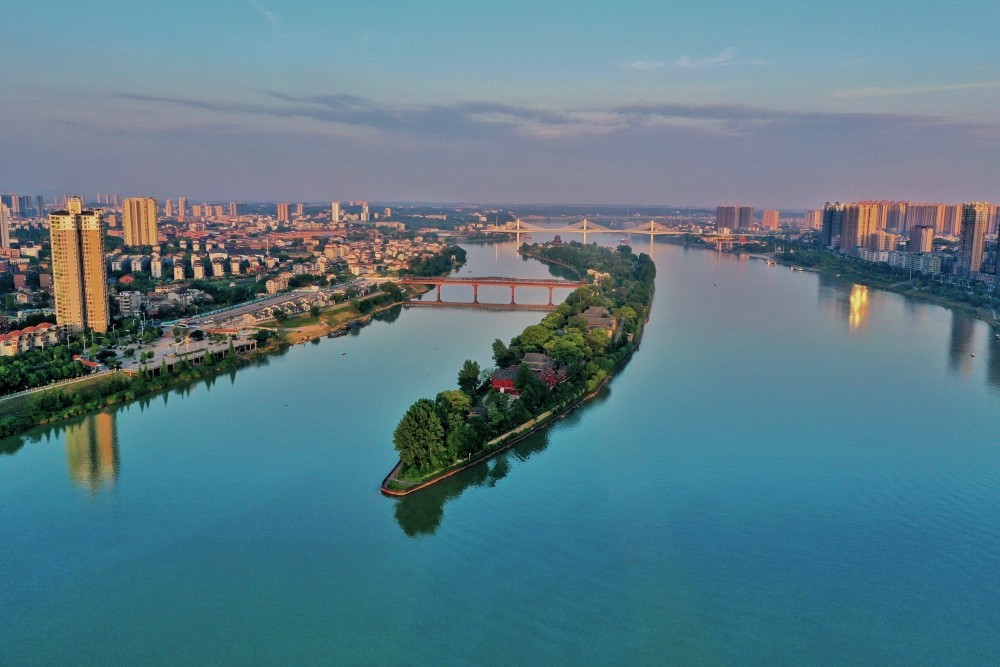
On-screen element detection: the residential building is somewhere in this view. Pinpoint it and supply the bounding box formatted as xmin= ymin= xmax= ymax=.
xmin=277 ymin=202 xmax=290 ymax=222
xmin=821 ymin=202 xmax=845 ymax=247
xmin=762 ymin=209 xmax=780 ymax=230
xmin=177 ymin=197 xmax=187 ymax=222
xmin=839 ymin=203 xmax=878 ymax=252
xmin=49 ymin=196 xmax=109 ymax=333
xmin=715 ymin=206 xmax=737 ymax=230
xmin=908 ymin=225 xmax=934 ymax=254
xmin=888 ymin=252 xmax=942 ymax=275
xmin=331 ymin=200 xmax=341 ymax=223
xmin=805 ymin=209 xmax=822 ymax=230
xmin=0 ymin=202 xmax=11 ymax=248
xmin=957 ymin=202 xmax=990 ymax=276
xmin=738 ymin=206 xmax=755 ymax=230
xmin=0 ymin=322 xmax=63 ymax=356
xmin=122 ymin=197 xmax=158 ymax=247
xmin=115 ymin=290 xmax=144 ymax=318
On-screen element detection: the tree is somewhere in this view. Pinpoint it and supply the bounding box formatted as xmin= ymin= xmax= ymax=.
xmin=381 ymin=281 xmax=403 ymax=301
xmin=273 ymin=308 xmax=288 ymax=323
xmin=393 ymin=398 xmax=447 ymax=473
xmin=492 ymin=338 xmax=518 ymax=367
xmin=436 ymin=389 xmax=472 ymax=417
xmin=310 ymin=304 xmax=321 ymax=318
xmin=519 ymin=324 xmax=552 ymax=351
xmin=458 ymin=359 xmax=481 ymax=395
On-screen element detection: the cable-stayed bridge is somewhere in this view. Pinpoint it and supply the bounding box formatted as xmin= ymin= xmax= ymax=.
xmin=485 ymin=218 xmax=686 ymax=236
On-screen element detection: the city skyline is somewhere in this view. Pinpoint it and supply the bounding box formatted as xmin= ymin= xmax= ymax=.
xmin=3 ymin=2 xmax=1000 ymax=207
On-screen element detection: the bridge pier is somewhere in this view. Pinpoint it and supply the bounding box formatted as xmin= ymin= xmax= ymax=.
xmin=547 ymin=286 xmax=554 ymax=306
xmin=510 ymin=285 xmax=516 ymax=305
xmin=436 ymin=285 xmax=442 ymax=302
xmin=473 ymin=284 xmax=479 ymax=304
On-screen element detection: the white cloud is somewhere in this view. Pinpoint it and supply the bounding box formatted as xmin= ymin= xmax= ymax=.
xmin=677 ymin=47 xmax=736 ymax=68
xmin=622 ymin=60 xmax=667 ymax=71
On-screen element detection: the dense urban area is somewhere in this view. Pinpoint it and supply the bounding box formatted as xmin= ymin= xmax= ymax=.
xmin=1 ymin=193 xmax=999 ymax=437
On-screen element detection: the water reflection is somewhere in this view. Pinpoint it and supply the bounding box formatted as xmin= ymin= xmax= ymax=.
xmin=948 ymin=311 xmax=976 ymax=377
xmin=373 ymin=304 xmax=403 ymax=324
xmin=816 ymin=275 xmax=870 ymax=331
xmin=848 ymin=285 xmax=870 ymax=331
xmin=986 ymin=334 xmax=1000 ymax=391
xmin=393 ymin=430 xmax=548 ymax=537
xmin=65 ymin=412 xmax=119 ymax=494
xmin=393 ymin=387 xmax=612 ymax=537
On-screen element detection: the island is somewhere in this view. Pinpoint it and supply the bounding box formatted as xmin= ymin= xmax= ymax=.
xmin=381 ymin=241 xmax=656 ymax=495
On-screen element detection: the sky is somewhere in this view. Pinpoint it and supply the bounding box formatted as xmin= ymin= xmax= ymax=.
xmin=3 ymin=0 xmax=1000 ymax=208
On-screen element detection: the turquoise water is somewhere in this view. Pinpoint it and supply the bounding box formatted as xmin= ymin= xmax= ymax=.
xmin=2 ymin=240 xmax=1000 ymax=665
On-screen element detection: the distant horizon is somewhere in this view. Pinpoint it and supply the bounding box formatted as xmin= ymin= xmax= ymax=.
xmin=14 ymin=193 xmax=1000 ymax=215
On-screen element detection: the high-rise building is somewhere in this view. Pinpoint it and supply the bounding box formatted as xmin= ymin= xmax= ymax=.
xmin=0 ymin=202 xmax=11 ymax=248
xmin=821 ymin=202 xmax=845 ymax=247
xmin=738 ymin=206 xmax=755 ymax=230
xmin=177 ymin=197 xmax=187 ymax=222
xmin=277 ymin=202 xmax=290 ymax=223
xmin=228 ymin=201 xmax=247 ymax=217
xmin=295 ymin=203 xmax=304 ymax=217
xmin=361 ymin=202 xmax=370 ymax=222
xmin=164 ymin=199 xmax=174 ymax=218
xmin=331 ymin=200 xmax=342 ymax=224
xmin=715 ymin=206 xmax=737 ymax=230
xmin=957 ymin=202 xmax=990 ymax=277
xmin=908 ymin=225 xmax=935 ymax=254
xmin=762 ymin=209 xmax=780 ymax=230
xmin=122 ymin=197 xmax=158 ymax=247
xmin=867 ymin=230 xmax=897 ymax=252
xmin=839 ymin=203 xmax=879 ymax=252
xmin=805 ymin=209 xmax=822 ymax=230
xmin=939 ymin=204 xmax=962 ymax=237
xmin=49 ymin=196 xmax=109 ymax=333
xmin=905 ymin=204 xmax=946 ymax=235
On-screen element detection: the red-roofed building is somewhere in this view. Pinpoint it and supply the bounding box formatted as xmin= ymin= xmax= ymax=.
xmin=72 ymin=355 xmax=101 ymax=369
xmin=0 ymin=322 xmax=63 ymax=356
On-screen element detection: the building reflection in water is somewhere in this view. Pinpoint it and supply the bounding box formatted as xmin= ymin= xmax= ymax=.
xmin=65 ymin=412 xmax=119 ymax=493
xmin=816 ymin=275 xmax=872 ymax=332
xmin=848 ymin=284 xmax=870 ymax=331
xmin=947 ymin=311 xmax=976 ymax=377
xmin=987 ymin=333 xmax=1000 ymax=390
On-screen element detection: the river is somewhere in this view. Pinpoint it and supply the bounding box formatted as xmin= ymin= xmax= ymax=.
xmin=2 ymin=237 xmax=1000 ymax=665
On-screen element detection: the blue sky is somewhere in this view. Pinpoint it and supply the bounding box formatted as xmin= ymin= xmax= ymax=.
xmin=3 ymin=0 xmax=999 ymax=207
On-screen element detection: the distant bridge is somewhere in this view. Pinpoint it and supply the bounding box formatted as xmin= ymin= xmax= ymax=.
xmin=484 ymin=218 xmax=687 ymax=237
xmin=483 ymin=219 xmax=775 ymax=247
xmin=404 ymin=301 xmax=559 ymax=312
xmin=398 ymin=275 xmax=588 ymax=307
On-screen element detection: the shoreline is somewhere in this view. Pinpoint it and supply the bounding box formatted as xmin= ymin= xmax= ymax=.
xmin=0 ymin=285 xmax=436 ymax=442
xmin=753 ymin=250 xmax=1000 ymax=331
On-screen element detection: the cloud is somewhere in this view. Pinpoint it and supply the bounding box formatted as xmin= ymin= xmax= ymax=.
xmin=622 ymin=60 xmax=667 ymax=71
xmin=677 ymin=47 xmax=736 ymax=68
xmin=109 ymin=90 xmax=1000 ymax=147
xmin=247 ymin=0 xmax=287 ymax=37
xmin=832 ymin=81 xmax=1000 ymax=98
